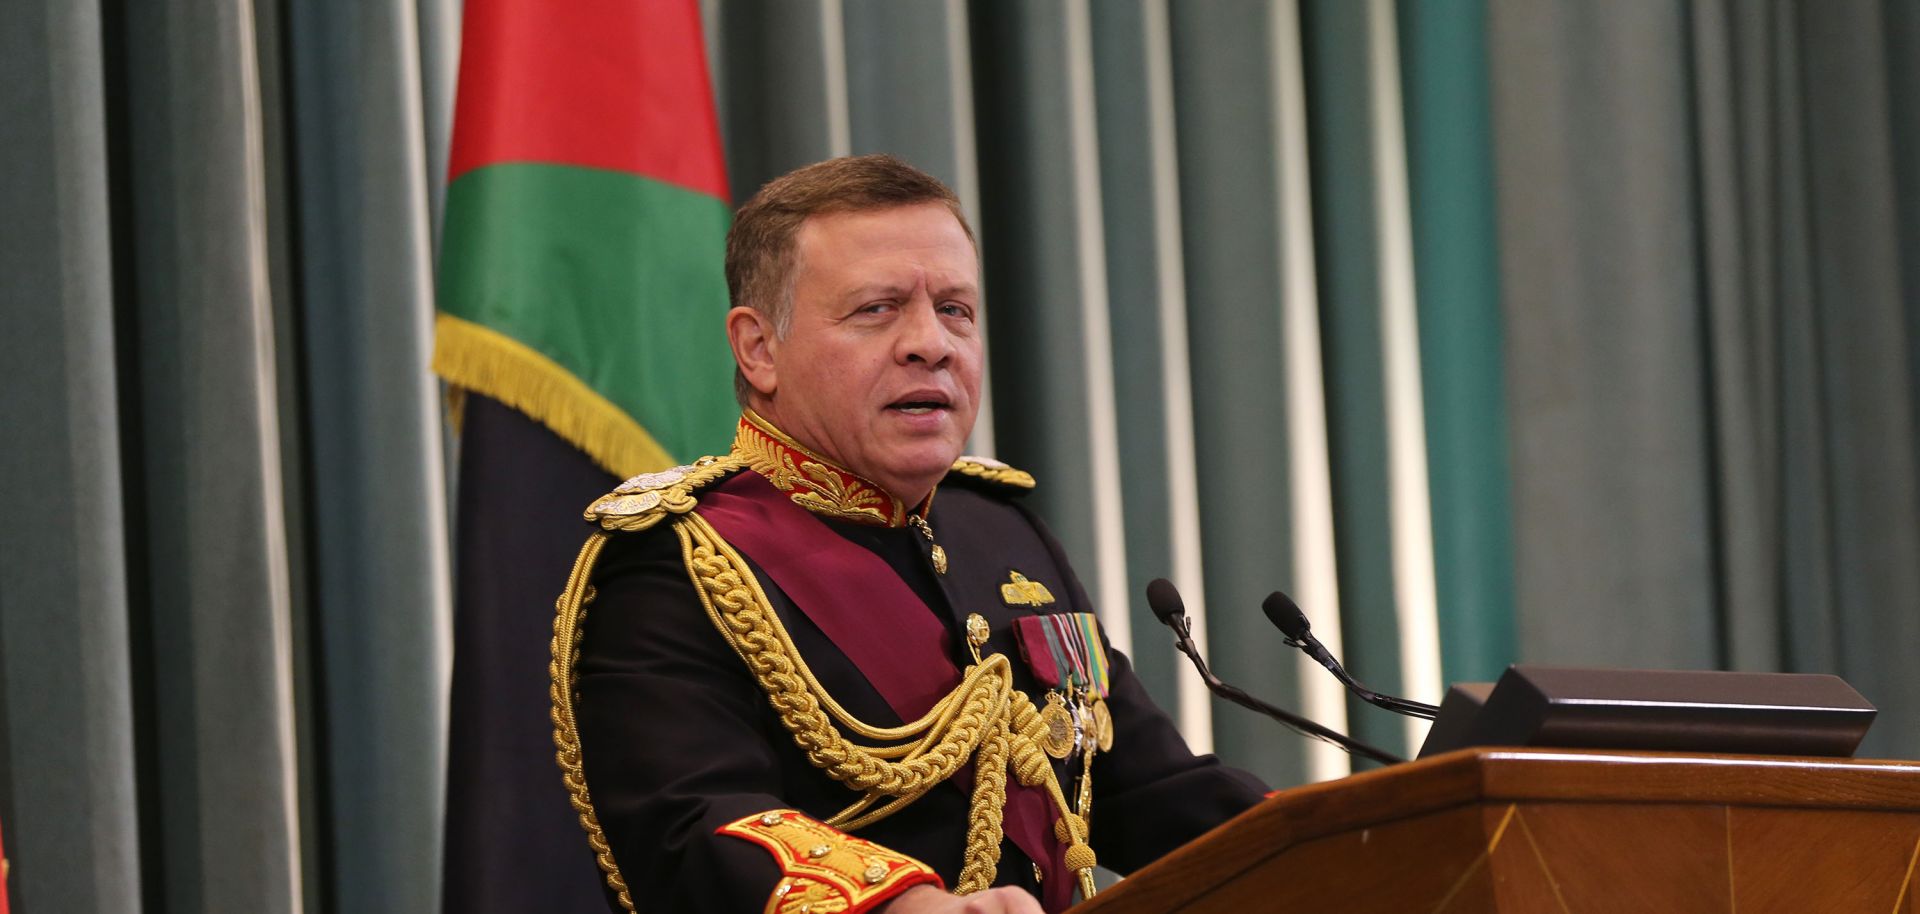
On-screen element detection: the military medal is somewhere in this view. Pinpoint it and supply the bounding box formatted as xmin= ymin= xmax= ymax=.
xmin=1091 ymin=697 xmax=1113 ymax=752
xmin=1039 ymin=692 xmax=1076 ymax=759
xmin=1011 ymin=613 xmax=1110 ymax=697
xmin=1012 ymin=612 xmax=1116 ymax=758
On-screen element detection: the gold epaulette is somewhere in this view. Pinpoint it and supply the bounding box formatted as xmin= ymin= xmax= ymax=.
xmin=717 ymin=810 xmax=943 ymax=913
xmin=556 ymin=457 xmax=751 ymax=912
xmin=583 ymin=454 xmax=748 ymax=533
xmin=946 ymin=456 xmax=1037 ymax=491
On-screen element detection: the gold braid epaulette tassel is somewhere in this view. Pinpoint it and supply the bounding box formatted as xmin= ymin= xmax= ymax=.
xmin=677 ymin=514 xmax=1099 ymax=899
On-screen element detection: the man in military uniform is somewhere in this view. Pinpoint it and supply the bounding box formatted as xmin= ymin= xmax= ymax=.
xmin=550 ymin=155 xmax=1267 ymax=914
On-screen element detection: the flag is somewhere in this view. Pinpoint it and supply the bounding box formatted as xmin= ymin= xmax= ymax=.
xmin=434 ymin=0 xmax=736 ymax=475
xmin=434 ymin=1 xmax=736 ymax=910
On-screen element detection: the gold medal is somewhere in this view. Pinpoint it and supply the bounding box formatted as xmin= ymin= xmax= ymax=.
xmin=1040 ymin=692 xmax=1076 ymax=759
xmin=1092 ymin=697 xmax=1113 ymax=752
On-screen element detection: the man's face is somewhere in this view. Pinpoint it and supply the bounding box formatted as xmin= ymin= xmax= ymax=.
xmin=744 ymin=203 xmax=983 ymax=503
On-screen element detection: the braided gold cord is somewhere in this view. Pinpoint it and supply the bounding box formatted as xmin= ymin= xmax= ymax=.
xmin=680 ymin=515 xmax=1001 ymax=797
xmin=681 ymin=514 xmax=979 ymax=744
xmin=1006 ymin=691 xmax=1100 ymax=897
xmin=549 ymin=532 xmax=638 ymax=913
xmin=549 ymin=509 xmax=1101 ymax=910
xmin=676 ymin=513 xmax=1095 ymax=895
xmin=955 ymin=723 xmax=1011 ymax=893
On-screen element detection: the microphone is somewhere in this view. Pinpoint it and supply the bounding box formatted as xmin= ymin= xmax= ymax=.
xmin=1146 ymin=579 xmax=1401 ymax=765
xmin=1261 ymin=591 xmax=1439 ymax=720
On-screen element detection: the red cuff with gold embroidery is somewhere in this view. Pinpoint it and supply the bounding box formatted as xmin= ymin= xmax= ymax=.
xmin=718 ymin=810 xmax=944 ymax=914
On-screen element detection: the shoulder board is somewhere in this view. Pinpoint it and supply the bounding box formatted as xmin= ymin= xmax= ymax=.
xmin=583 ymin=455 xmax=747 ymax=533
xmin=945 ymin=456 xmax=1037 ymax=492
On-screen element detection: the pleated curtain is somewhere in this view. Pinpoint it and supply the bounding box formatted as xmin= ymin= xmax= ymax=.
xmin=4 ymin=0 xmax=1918 ymax=910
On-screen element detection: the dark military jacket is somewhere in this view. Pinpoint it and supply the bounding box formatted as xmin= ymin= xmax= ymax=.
xmin=559 ymin=414 xmax=1267 ymax=913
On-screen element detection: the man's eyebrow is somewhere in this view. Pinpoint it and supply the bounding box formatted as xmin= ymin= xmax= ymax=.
xmin=842 ymin=279 xmax=980 ymax=299
xmin=844 ymin=281 xmax=914 ymax=299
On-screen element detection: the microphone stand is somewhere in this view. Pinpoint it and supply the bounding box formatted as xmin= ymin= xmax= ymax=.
xmin=1263 ymin=592 xmax=1440 ymax=720
xmin=1166 ymin=613 xmax=1403 ymax=766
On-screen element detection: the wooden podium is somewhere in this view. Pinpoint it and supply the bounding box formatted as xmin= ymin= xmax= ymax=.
xmin=1073 ymin=748 xmax=1920 ymax=912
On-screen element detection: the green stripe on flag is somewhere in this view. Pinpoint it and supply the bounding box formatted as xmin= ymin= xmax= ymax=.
xmin=437 ymin=162 xmax=738 ymax=472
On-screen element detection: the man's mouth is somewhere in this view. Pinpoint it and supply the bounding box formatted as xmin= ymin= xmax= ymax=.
xmin=888 ymin=394 xmax=952 ymax=416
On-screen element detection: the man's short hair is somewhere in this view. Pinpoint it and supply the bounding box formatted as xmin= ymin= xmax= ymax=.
xmin=725 ymin=154 xmax=976 ymax=405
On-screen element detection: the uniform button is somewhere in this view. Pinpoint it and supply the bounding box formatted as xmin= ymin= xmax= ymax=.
xmin=966 ymin=614 xmax=991 ymax=650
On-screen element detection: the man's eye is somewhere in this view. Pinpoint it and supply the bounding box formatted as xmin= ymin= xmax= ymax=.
xmin=859 ymin=301 xmax=896 ymax=315
xmin=939 ymin=302 xmax=974 ymax=320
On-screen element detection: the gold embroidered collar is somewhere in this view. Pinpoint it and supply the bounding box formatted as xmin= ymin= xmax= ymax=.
xmin=733 ymin=411 xmax=931 ymax=527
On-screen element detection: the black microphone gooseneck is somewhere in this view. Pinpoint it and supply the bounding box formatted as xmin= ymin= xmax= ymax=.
xmin=1145 ymin=579 xmax=1401 ymax=766
xmin=1261 ymin=591 xmax=1440 ymax=720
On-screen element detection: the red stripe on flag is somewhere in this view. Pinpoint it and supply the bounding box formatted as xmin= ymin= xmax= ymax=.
xmin=447 ymin=0 xmax=730 ymax=201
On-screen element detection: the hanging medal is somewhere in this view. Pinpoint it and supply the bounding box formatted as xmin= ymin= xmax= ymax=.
xmin=1039 ymin=692 xmax=1077 ymax=759
xmin=1013 ymin=611 xmax=1115 ymax=760
xmin=1091 ymin=696 xmax=1114 ymax=752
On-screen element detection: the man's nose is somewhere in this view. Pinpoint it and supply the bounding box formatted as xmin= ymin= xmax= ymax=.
xmin=897 ymin=297 xmax=954 ymax=366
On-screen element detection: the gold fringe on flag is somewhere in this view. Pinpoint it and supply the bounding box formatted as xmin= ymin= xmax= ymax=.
xmin=432 ymin=313 xmax=677 ymax=479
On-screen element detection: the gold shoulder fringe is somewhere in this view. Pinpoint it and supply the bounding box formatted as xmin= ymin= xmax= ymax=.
xmin=947 ymin=456 xmax=1037 ymax=491
xmin=583 ymin=454 xmax=747 ymax=533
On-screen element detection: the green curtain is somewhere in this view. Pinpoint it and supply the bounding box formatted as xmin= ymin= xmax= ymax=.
xmin=1 ymin=2 xmax=143 ymax=910
xmin=6 ymin=0 xmax=1920 ymax=911
xmin=2 ymin=0 xmax=453 ymax=910
xmin=1399 ymin=0 xmax=1515 ymax=690
xmin=1488 ymin=0 xmax=1920 ymax=757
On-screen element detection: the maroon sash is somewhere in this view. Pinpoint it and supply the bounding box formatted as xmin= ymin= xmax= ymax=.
xmin=697 ymin=471 xmax=1073 ymax=911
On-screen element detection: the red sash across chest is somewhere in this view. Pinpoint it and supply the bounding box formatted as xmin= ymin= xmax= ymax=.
xmin=696 ymin=470 xmax=1074 ymax=911
xmin=696 ymin=471 xmax=959 ymax=714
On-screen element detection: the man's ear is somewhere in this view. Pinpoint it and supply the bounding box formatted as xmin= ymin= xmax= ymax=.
xmin=727 ymin=306 xmax=778 ymax=398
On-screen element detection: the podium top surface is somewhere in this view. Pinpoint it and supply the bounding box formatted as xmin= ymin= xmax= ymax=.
xmin=1074 ymin=747 xmax=1920 ymax=913
xmin=1380 ymin=746 xmax=1920 ymax=810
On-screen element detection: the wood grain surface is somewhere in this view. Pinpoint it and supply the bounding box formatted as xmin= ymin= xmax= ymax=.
xmin=1071 ymin=748 xmax=1920 ymax=913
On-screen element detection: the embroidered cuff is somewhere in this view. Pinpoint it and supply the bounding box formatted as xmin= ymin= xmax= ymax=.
xmin=718 ymin=809 xmax=943 ymax=914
